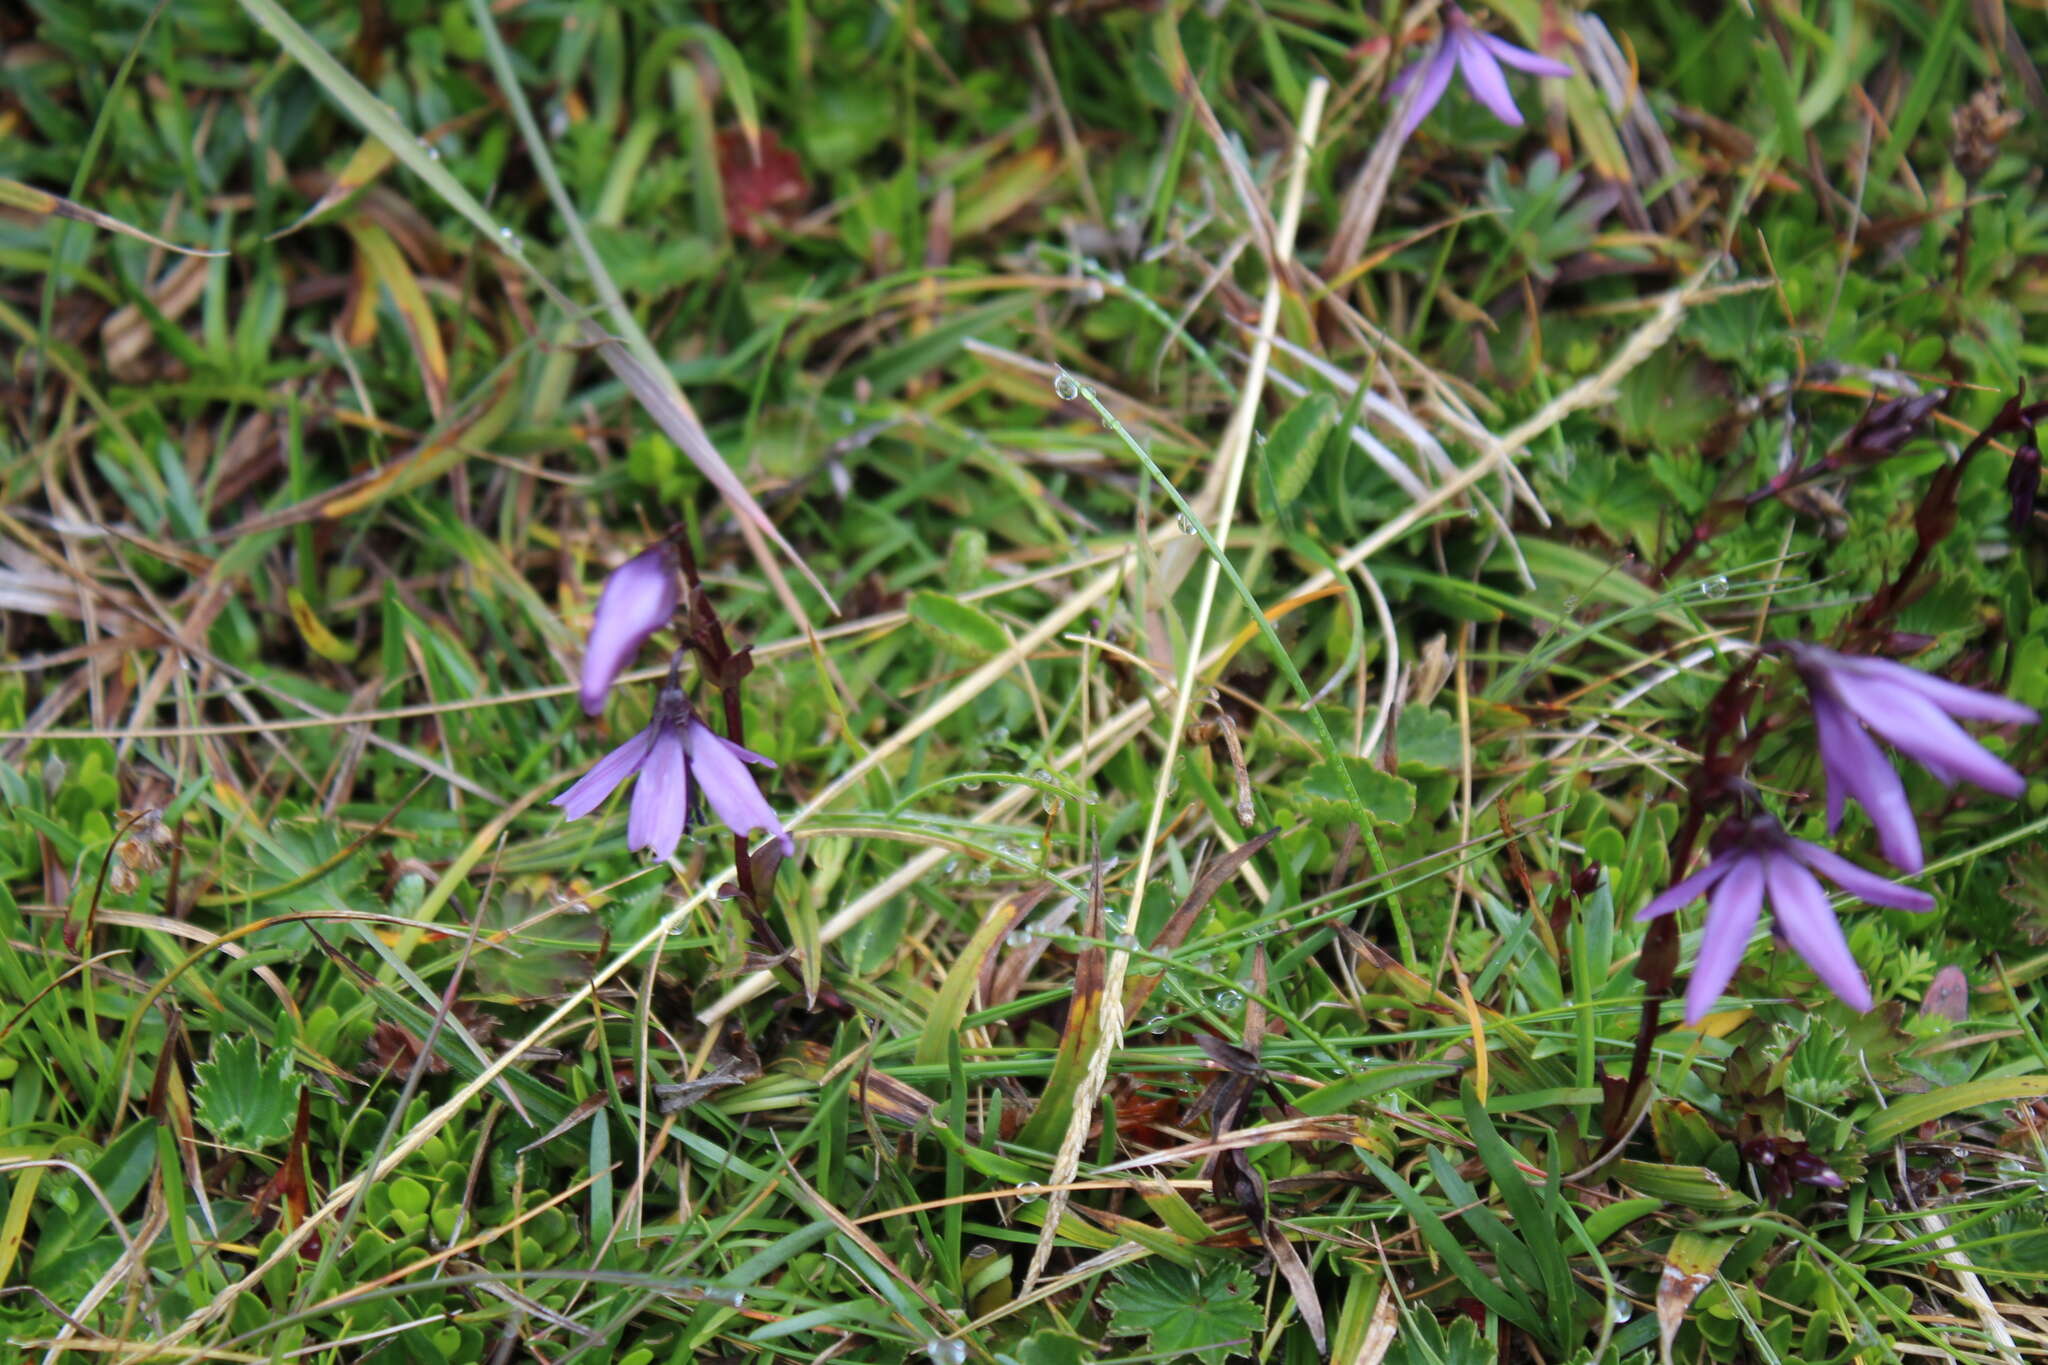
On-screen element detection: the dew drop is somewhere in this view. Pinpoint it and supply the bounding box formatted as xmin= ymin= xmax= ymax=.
xmin=1146 ymin=1016 xmax=1168 ymax=1036
xmin=989 ymin=726 xmax=1011 ymax=745
xmin=703 ymin=1287 xmax=745 ymax=1309
xmin=1005 ymin=927 xmax=1035 ymax=949
xmin=969 ymin=863 xmax=993 ymax=886
xmin=1015 ymin=1183 xmax=1042 ymax=1204
xmin=1700 ymin=574 xmax=1731 ymax=599
xmin=1176 ymin=512 xmax=1198 ymax=536
xmin=924 ymin=1341 xmax=967 ymax=1365
xmin=1610 ymin=1299 xmax=1633 ymax=1325
xmin=417 ymin=137 xmax=441 ymax=161
xmin=959 ymin=775 xmax=984 ymax=792
xmin=943 ymin=858 xmax=960 ymax=876
xmin=1040 ymin=790 xmax=1063 ymax=814
xmin=1052 ymin=372 xmax=1080 ymax=401
xmin=497 ymin=226 xmax=523 ymax=253
xmin=1211 ymin=989 xmax=1244 ymax=1013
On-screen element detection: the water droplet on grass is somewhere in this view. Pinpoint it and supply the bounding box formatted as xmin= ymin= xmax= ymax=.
xmin=1176 ymin=512 xmax=1198 ymax=536
xmin=1052 ymin=372 xmax=1080 ymax=401
xmin=497 ymin=227 xmax=523 ymax=253
xmin=1700 ymin=574 xmax=1730 ymax=599
xmin=924 ymin=1340 xmax=966 ymax=1365
xmin=969 ymin=863 xmax=993 ymax=886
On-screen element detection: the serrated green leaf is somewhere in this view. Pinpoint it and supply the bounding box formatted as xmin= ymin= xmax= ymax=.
xmin=194 ymin=1036 xmax=301 ymax=1151
xmin=1295 ymin=758 xmax=1415 ymax=827
xmin=908 ymin=589 xmax=1012 ymax=661
xmin=1102 ymin=1259 xmax=1262 ymax=1365
xmin=1261 ymin=393 xmax=1337 ymax=509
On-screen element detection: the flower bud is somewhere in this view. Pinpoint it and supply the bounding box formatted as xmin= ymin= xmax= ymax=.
xmin=578 ymin=543 xmax=680 ymax=715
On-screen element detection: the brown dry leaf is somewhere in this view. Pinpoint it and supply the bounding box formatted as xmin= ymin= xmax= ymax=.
xmin=270 ymin=137 xmax=396 ymax=239
xmin=0 ymin=177 xmax=225 ymax=256
xmin=341 ymin=216 xmax=449 ymax=417
xmin=1920 ymin=964 xmax=1970 ymax=1022
xmin=1656 ymin=1232 xmax=1732 ymax=1364
xmin=101 ymin=255 xmax=209 ymax=381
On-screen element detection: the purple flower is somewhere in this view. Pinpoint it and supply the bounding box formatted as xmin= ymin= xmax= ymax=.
xmin=553 ymin=686 xmax=795 ymax=861
xmin=1638 ymin=813 xmax=1933 ymax=1024
xmin=1786 ymin=643 xmax=2037 ymax=873
xmin=1385 ymin=4 xmax=1573 ymax=144
xmin=579 ymin=543 xmax=681 ymax=716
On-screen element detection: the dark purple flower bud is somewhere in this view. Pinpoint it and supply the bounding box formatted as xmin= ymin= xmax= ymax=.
xmin=552 ymin=687 xmax=794 ymax=861
xmin=2008 ymin=437 xmax=2040 ymax=534
xmin=1839 ymin=390 xmax=1945 ymax=464
xmin=1384 ymin=4 xmax=1572 ymax=143
xmin=1638 ymin=812 xmax=1933 ymax=1023
xmin=1784 ymin=1149 xmax=1847 ymax=1189
xmin=579 ymin=543 xmax=681 ymax=716
xmin=1785 ymin=643 xmax=2037 ymax=873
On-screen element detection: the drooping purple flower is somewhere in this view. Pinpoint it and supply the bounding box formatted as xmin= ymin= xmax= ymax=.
xmin=1385 ymin=5 xmax=1573 ymax=145
xmin=1785 ymin=642 xmax=2037 ymax=873
xmin=578 ymin=543 xmax=681 ymax=716
xmin=1638 ymin=813 xmax=1934 ymax=1024
xmin=553 ymin=685 xmax=794 ymax=860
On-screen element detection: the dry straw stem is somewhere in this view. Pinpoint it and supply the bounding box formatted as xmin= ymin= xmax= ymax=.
xmin=1023 ymin=76 xmax=1329 ymax=1295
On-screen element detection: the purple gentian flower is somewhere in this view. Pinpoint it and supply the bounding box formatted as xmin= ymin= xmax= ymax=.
xmin=553 ymin=685 xmax=795 ymax=861
xmin=579 ymin=543 xmax=681 ymax=716
xmin=1385 ymin=4 xmax=1573 ymax=144
xmin=1786 ymin=642 xmax=2037 ymax=873
xmin=1638 ymin=813 xmax=1933 ymax=1024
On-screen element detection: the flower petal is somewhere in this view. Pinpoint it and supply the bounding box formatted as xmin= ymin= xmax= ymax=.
xmin=1783 ymin=838 xmax=1935 ymax=912
xmin=1637 ymin=858 xmax=1736 ymax=921
xmin=1833 ymin=673 xmax=2027 ymax=796
xmin=1454 ymin=33 xmax=1524 ymax=126
xmin=551 ymin=727 xmax=655 ymax=820
xmin=1474 ymin=31 xmax=1574 ymax=78
xmin=1390 ymin=47 xmax=1459 ymax=143
xmin=1862 ymin=657 xmax=2039 ymax=726
xmin=1684 ymin=854 xmax=1764 ymax=1025
xmin=684 ymin=721 xmax=796 ymax=855
xmin=627 ymin=726 xmax=689 ymax=860
xmin=1764 ymin=853 xmax=1872 ymax=1013
xmin=1811 ymin=692 xmax=1922 ymax=872
xmin=578 ymin=544 xmax=680 ymax=716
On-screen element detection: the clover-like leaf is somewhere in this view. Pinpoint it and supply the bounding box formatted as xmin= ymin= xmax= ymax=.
xmin=1295 ymin=757 xmax=1416 ymax=827
xmin=195 ymin=1035 xmax=301 ymax=1151
xmin=1102 ymin=1259 xmax=1261 ymax=1365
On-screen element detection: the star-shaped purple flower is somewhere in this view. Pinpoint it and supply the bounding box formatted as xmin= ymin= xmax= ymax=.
xmin=578 ymin=542 xmax=681 ymax=716
xmin=1785 ymin=643 xmax=2036 ymax=873
xmin=1638 ymin=813 xmax=1933 ymax=1024
xmin=1385 ymin=4 xmax=1573 ymax=144
xmin=553 ymin=685 xmax=794 ymax=861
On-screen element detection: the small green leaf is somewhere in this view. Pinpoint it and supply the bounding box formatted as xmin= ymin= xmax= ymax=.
xmin=1295 ymin=758 xmax=1415 ymax=827
xmin=909 ymin=590 xmax=1012 ymax=660
xmin=194 ymin=1036 xmax=301 ymax=1151
xmin=1103 ymin=1259 xmax=1262 ymax=1365
xmin=1014 ymin=1332 xmax=1093 ymax=1365
xmin=1858 ymin=1076 xmax=2048 ymax=1149
xmin=1259 ymin=393 xmax=1337 ymax=511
